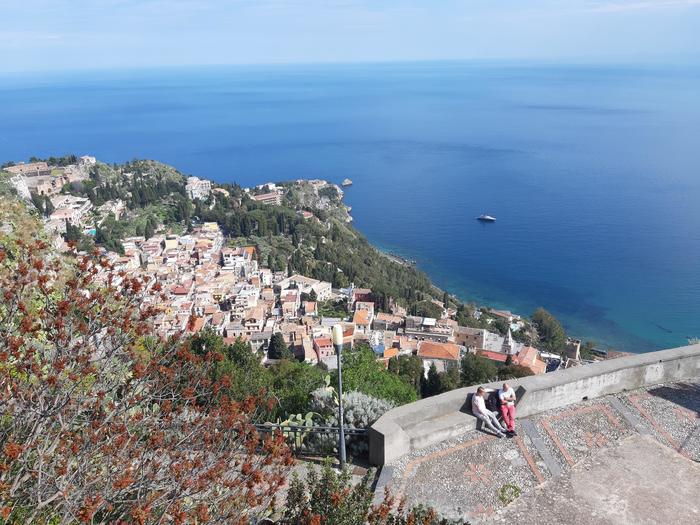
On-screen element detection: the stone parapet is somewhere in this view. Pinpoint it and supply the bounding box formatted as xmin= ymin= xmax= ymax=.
xmin=369 ymin=343 xmax=700 ymax=465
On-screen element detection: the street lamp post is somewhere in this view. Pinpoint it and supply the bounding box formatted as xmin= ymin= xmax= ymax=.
xmin=331 ymin=324 xmax=347 ymax=468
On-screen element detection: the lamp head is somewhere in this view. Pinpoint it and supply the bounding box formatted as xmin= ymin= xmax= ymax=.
xmin=331 ymin=324 xmax=344 ymax=347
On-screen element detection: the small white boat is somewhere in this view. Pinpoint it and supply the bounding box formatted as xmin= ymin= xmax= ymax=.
xmin=341 ymin=178 xmax=353 ymax=187
xmin=476 ymin=214 xmax=496 ymax=222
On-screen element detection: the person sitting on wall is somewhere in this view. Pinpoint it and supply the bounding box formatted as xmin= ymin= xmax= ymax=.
xmin=499 ymin=382 xmax=517 ymax=436
xmin=472 ymin=386 xmax=507 ymax=438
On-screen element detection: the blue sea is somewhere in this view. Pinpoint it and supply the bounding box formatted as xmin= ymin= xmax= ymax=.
xmin=1 ymin=62 xmax=699 ymax=352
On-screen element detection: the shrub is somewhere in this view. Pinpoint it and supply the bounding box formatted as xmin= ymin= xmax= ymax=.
xmin=309 ymin=388 xmax=393 ymax=457
xmin=461 ymin=352 xmax=498 ymax=386
xmin=0 ymin=239 xmax=293 ymax=524
xmin=335 ymin=345 xmax=418 ymax=405
xmin=497 ymin=364 xmax=535 ymax=380
xmin=498 ymin=483 xmax=522 ymax=505
xmin=282 ymin=461 xmax=458 ymax=525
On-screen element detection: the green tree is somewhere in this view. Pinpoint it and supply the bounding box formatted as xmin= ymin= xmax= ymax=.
xmin=413 ymin=300 xmax=443 ymax=319
xmin=498 ymin=364 xmax=534 ymax=380
xmin=580 ymin=340 xmax=597 ymax=360
xmin=43 ymin=195 xmax=54 ymax=217
xmin=334 ymin=345 xmax=417 ymax=405
xmin=144 ymin=216 xmax=155 ymax=240
xmin=460 ymin=353 xmax=498 ymax=387
xmin=387 ymin=354 xmax=424 ymax=395
xmin=532 ymin=307 xmax=566 ymax=353
xmin=512 ymin=326 xmax=535 ymax=346
xmin=189 ymin=327 xmax=225 ymax=357
xmin=63 ymin=223 xmax=82 ymax=243
xmin=421 ymin=363 xmax=441 ymax=397
xmin=491 ymin=317 xmax=510 ymax=336
xmin=214 ymin=338 xmax=270 ymax=405
xmin=267 ymin=360 xmax=325 ymax=418
xmin=267 ymin=332 xmax=289 ymax=360
xmin=29 ymin=192 xmax=44 ymax=214
xmin=438 ymin=366 xmax=461 ymax=393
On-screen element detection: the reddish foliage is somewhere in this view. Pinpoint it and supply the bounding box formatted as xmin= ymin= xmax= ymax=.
xmin=0 ymin=241 xmax=293 ymax=524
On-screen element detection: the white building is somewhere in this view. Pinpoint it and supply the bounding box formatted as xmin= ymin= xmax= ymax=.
xmin=278 ymin=274 xmax=332 ymax=301
xmin=49 ymin=195 xmax=93 ymax=229
xmin=186 ymin=177 xmax=212 ymax=200
xmin=220 ymin=246 xmax=258 ymax=277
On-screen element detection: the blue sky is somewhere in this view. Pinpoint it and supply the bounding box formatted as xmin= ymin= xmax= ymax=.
xmin=1 ymin=0 xmax=699 ymax=72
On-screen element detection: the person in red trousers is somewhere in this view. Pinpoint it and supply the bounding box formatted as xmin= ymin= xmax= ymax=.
xmin=498 ymin=382 xmax=517 ymax=436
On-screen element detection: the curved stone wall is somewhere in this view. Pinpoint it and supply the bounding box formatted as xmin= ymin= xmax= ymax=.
xmin=369 ymin=343 xmax=700 ymax=465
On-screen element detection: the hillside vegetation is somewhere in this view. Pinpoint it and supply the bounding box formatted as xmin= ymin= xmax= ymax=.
xmin=59 ymin=159 xmax=439 ymax=309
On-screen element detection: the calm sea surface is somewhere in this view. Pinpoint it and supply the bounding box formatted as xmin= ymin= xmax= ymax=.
xmin=2 ymin=62 xmax=699 ymax=352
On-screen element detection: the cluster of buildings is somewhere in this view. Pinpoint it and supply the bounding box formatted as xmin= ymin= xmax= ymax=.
xmin=90 ymin=222 xmax=556 ymax=378
xmin=4 ymin=157 xmax=95 ymax=197
xmin=41 ymin=193 xmax=126 ymax=239
xmin=45 ymin=194 xmax=95 ymax=234
xmin=4 ymin=160 xmax=564 ymax=378
xmin=3 ymin=157 xmax=124 ymax=240
xmin=185 ymin=176 xmax=212 ymax=201
xmin=248 ymin=182 xmax=284 ymax=206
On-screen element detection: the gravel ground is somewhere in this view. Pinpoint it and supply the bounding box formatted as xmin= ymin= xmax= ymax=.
xmin=519 ymin=431 xmax=552 ymax=479
xmin=532 ymin=400 xmax=635 ymax=467
xmin=389 ymin=430 xmax=544 ymax=521
xmin=386 ymin=378 xmax=700 ymax=521
xmin=615 ymin=378 xmax=700 ymax=460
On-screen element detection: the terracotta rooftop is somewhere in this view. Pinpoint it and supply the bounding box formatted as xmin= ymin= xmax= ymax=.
xmin=476 ymin=349 xmax=509 ymax=363
xmin=314 ymin=337 xmax=333 ymax=347
xmin=353 ymin=309 xmax=371 ymax=326
xmin=417 ymin=341 xmax=461 ymax=361
xmin=514 ymin=346 xmax=547 ymax=374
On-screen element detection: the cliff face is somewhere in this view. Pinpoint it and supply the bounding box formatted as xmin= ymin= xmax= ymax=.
xmin=282 ymin=180 xmax=352 ymax=223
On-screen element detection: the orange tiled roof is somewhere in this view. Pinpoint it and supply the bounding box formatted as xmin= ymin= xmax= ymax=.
xmin=514 ymin=346 xmax=546 ymax=374
xmin=383 ymin=347 xmax=399 ymax=359
xmin=476 ymin=350 xmax=509 ymax=363
xmin=375 ymin=312 xmax=402 ymax=323
xmin=313 ymin=337 xmax=333 ymax=348
xmin=514 ymin=346 xmax=538 ymax=366
xmin=353 ymin=309 xmax=371 ymax=326
xmin=418 ymin=341 xmax=461 ymax=361
xmin=186 ymin=317 xmax=206 ymax=334
xmin=398 ymin=336 xmax=418 ymax=351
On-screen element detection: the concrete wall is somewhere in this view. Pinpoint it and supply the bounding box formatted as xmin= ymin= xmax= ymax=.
xmin=369 ymin=343 xmax=700 ymax=465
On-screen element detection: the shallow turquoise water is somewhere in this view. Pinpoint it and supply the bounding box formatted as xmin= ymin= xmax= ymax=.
xmin=1 ymin=62 xmax=698 ymax=352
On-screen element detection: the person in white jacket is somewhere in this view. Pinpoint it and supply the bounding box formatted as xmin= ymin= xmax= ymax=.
xmin=471 ymin=387 xmax=507 ymax=438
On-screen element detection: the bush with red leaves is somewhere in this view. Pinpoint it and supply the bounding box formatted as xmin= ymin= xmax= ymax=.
xmin=0 ymin=240 xmax=293 ymax=524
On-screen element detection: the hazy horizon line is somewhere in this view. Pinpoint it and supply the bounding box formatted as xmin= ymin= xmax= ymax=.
xmin=2 ymin=54 xmax=700 ymax=77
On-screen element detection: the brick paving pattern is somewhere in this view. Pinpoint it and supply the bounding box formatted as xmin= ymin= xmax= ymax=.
xmin=386 ymin=378 xmax=700 ymax=522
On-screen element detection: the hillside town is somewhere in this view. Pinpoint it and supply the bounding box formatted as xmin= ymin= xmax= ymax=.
xmin=2 ymin=158 xmax=592 ymax=378
xmin=100 ymin=220 xmax=582 ymax=374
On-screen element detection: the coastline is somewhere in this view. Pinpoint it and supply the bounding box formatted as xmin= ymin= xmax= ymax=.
xmin=2 ymin=152 xmax=674 ymax=355
xmin=3 ymin=64 xmax=699 ymax=355
xmin=356 ymin=226 xmax=664 ymax=354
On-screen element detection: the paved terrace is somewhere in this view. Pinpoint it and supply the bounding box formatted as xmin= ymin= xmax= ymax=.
xmin=382 ymin=377 xmax=700 ymax=522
